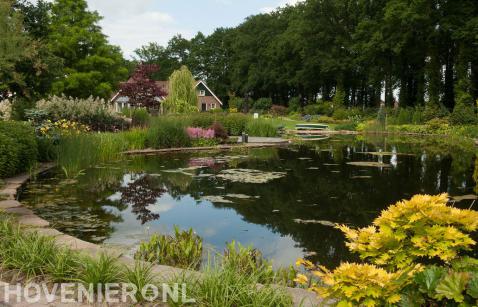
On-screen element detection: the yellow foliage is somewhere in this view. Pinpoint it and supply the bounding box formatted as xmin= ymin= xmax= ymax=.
xmin=337 ymin=194 xmax=478 ymax=269
xmin=296 ymin=260 xmax=420 ymax=306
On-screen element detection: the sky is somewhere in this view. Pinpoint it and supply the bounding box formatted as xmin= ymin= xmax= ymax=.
xmin=83 ymin=0 xmax=303 ymax=58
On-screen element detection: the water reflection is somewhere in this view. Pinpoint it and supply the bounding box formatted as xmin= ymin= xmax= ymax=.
xmin=119 ymin=174 xmax=165 ymax=224
xmin=20 ymin=135 xmax=478 ymax=268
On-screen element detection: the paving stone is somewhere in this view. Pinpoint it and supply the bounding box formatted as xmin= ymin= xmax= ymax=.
xmin=17 ymin=215 xmax=50 ymax=228
xmin=4 ymin=207 xmax=35 ymax=216
xmin=26 ymin=227 xmax=64 ymax=237
xmin=0 ymin=188 xmax=17 ymax=198
xmin=54 ymin=234 xmax=101 ymax=253
xmin=0 ymin=200 xmax=22 ymax=209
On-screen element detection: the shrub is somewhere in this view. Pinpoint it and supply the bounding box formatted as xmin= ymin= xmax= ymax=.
xmin=253 ymin=98 xmax=272 ymax=111
xmin=222 ymin=113 xmax=250 ymax=136
xmin=450 ymin=102 xmax=477 ymax=125
xmin=0 ymin=99 xmax=12 ymax=120
xmin=338 ymin=194 xmax=478 ymax=270
xmin=296 ymin=194 xmax=478 ymax=306
xmin=33 ymin=96 xmax=125 ymax=131
xmin=333 ymin=88 xmax=346 ymax=106
xmin=425 ymin=118 xmax=451 ymax=134
xmin=295 ymin=261 xmax=417 ymax=306
xmin=423 ymin=103 xmax=449 ymax=122
xmin=303 ymin=104 xmax=320 ymax=115
xmin=10 ymin=97 xmax=35 ymax=121
xmin=188 ymin=113 xmax=215 ymax=128
xmin=131 ymin=108 xmax=149 ymax=127
xmin=287 ymin=97 xmax=301 ymax=113
xmin=135 ymin=226 xmax=203 ymax=270
xmin=229 ymin=97 xmax=246 ymax=112
xmin=245 ymin=119 xmax=277 ymax=137
xmin=146 ymin=117 xmax=191 ymax=149
xmin=404 ymin=260 xmax=478 ymax=305
xmin=209 ymin=122 xmax=228 ymax=140
xmin=270 ymin=105 xmax=288 ymax=116
xmin=0 ymin=121 xmax=38 ymax=174
xmin=0 ymin=132 xmax=20 ymax=178
xmin=316 ymin=101 xmax=334 ymax=116
xmin=332 ymin=107 xmax=350 ymax=120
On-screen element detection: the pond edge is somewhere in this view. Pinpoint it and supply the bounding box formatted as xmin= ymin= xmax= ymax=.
xmin=0 ymin=163 xmax=321 ymax=307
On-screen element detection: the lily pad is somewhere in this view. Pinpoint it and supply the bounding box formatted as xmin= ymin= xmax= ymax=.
xmin=293 ymin=219 xmax=336 ymax=227
xmin=356 ymin=152 xmax=415 ymax=157
xmin=201 ymin=196 xmax=234 ymax=203
xmin=217 ymin=169 xmax=287 ymax=184
xmin=226 ymin=194 xmax=259 ymax=199
xmin=451 ymin=195 xmax=478 ymax=202
xmin=347 ymin=162 xmax=391 ymax=168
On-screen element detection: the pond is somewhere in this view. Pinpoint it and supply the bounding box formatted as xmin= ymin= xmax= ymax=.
xmin=20 ymin=135 xmax=478 ymax=269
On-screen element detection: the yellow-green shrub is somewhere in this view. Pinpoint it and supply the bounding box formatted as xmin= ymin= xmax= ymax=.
xmin=295 ymin=260 xmax=420 ymax=307
xmin=337 ymin=194 xmax=478 ymax=270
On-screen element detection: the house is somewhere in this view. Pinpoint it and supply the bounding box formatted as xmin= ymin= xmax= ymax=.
xmin=111 ymin=80 xmax=223 ymax=113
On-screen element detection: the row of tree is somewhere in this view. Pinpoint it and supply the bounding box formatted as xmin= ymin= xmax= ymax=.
xmin=1 ymin=0 xmax=128 ymax=101
xmin=135 ymin=0 xmax=478 ymax=111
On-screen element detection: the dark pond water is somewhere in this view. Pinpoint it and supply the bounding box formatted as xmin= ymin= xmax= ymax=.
xmin=20 ymin=135 xmax=478 ymax=268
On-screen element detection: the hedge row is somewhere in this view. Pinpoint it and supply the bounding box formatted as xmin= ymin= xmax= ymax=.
xmin=0 ymin=122 xmax=38 ymax=178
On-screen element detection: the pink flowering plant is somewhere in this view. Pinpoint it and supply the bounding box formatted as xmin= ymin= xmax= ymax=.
xmin=186 ymin=127 xmax=215 ymax=139
xmin=186 ymin=127 xmax=219 ymax=147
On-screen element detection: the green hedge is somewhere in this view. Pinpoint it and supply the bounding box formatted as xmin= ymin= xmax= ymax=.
xmin=0 ymin=121 xmax=38 ymax=178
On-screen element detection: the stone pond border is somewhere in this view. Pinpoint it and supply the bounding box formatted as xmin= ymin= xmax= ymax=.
xmin=0 ymin=163 xmax=321 ymax=306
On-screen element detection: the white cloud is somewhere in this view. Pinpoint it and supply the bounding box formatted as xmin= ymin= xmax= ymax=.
xmin=86 ymin=0 xmax=191 ymax=58
xmin=260 ymin=0 xmax=304 ymax=13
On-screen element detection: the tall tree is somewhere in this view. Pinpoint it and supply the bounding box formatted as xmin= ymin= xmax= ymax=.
xmin=163 ymin=66 xmax=198 ymax=114
xmin=48 ymin=0 xmax=128 ymax=98
xmin=0 ymin=0 xmax=30 ymax=98
xmin=119 ymin=64 xmax=165 ymax=109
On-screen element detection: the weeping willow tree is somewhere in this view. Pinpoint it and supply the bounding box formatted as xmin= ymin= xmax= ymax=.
xmin=163 ymin=66 xmax=198 ymax=114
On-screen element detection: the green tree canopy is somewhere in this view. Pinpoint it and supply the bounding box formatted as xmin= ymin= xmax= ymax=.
xmin=163 ymin=66 xmax=198 ymax=114
xmin=47 ymin=0 xmax=128 ymax=99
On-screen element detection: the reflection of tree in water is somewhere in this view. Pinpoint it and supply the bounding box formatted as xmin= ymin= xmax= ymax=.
xmin=120 ymin=174 xmax=165 ymax=224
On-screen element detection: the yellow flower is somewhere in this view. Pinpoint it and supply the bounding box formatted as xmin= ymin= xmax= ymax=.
xmin=293 ymin=274 xmax=308 ymax=285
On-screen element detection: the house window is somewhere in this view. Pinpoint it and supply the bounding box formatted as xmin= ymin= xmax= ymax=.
xmin=211 ymin=104 xmax=216 ymax=109
xmin=199 ymin=90 xmax=206 ymax=96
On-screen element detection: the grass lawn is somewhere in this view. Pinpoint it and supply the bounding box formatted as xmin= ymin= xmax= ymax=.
xmin=261 ymin=117 xmax=306 ymax=129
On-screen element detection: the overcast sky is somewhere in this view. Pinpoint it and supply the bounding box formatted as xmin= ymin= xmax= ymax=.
xmin=82 ymin=0 xmax=302 ymax=58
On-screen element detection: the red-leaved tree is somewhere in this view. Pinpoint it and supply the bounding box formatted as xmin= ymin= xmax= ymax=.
xmin=119 ymin=64 xmax=165 ymax=109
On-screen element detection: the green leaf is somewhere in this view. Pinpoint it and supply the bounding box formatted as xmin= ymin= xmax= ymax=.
xmin=467 ymin=274 xmax=478 ymax=299
xmin=414 ymin=266 xmax=445 ymax=296
xmin=434 ymin=272 xmax=469 ymax=303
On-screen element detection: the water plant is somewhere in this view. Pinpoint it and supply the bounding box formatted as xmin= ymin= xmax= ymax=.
xmin=222 ymin=240 xmax=275 ymax=284
xmin=146 ymin=117 xmax=191 ymax=149
xmin=245 ymin=119 xmax=278 ymax=137
xmin=135 ymin=226 xmax=203 ymax=270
